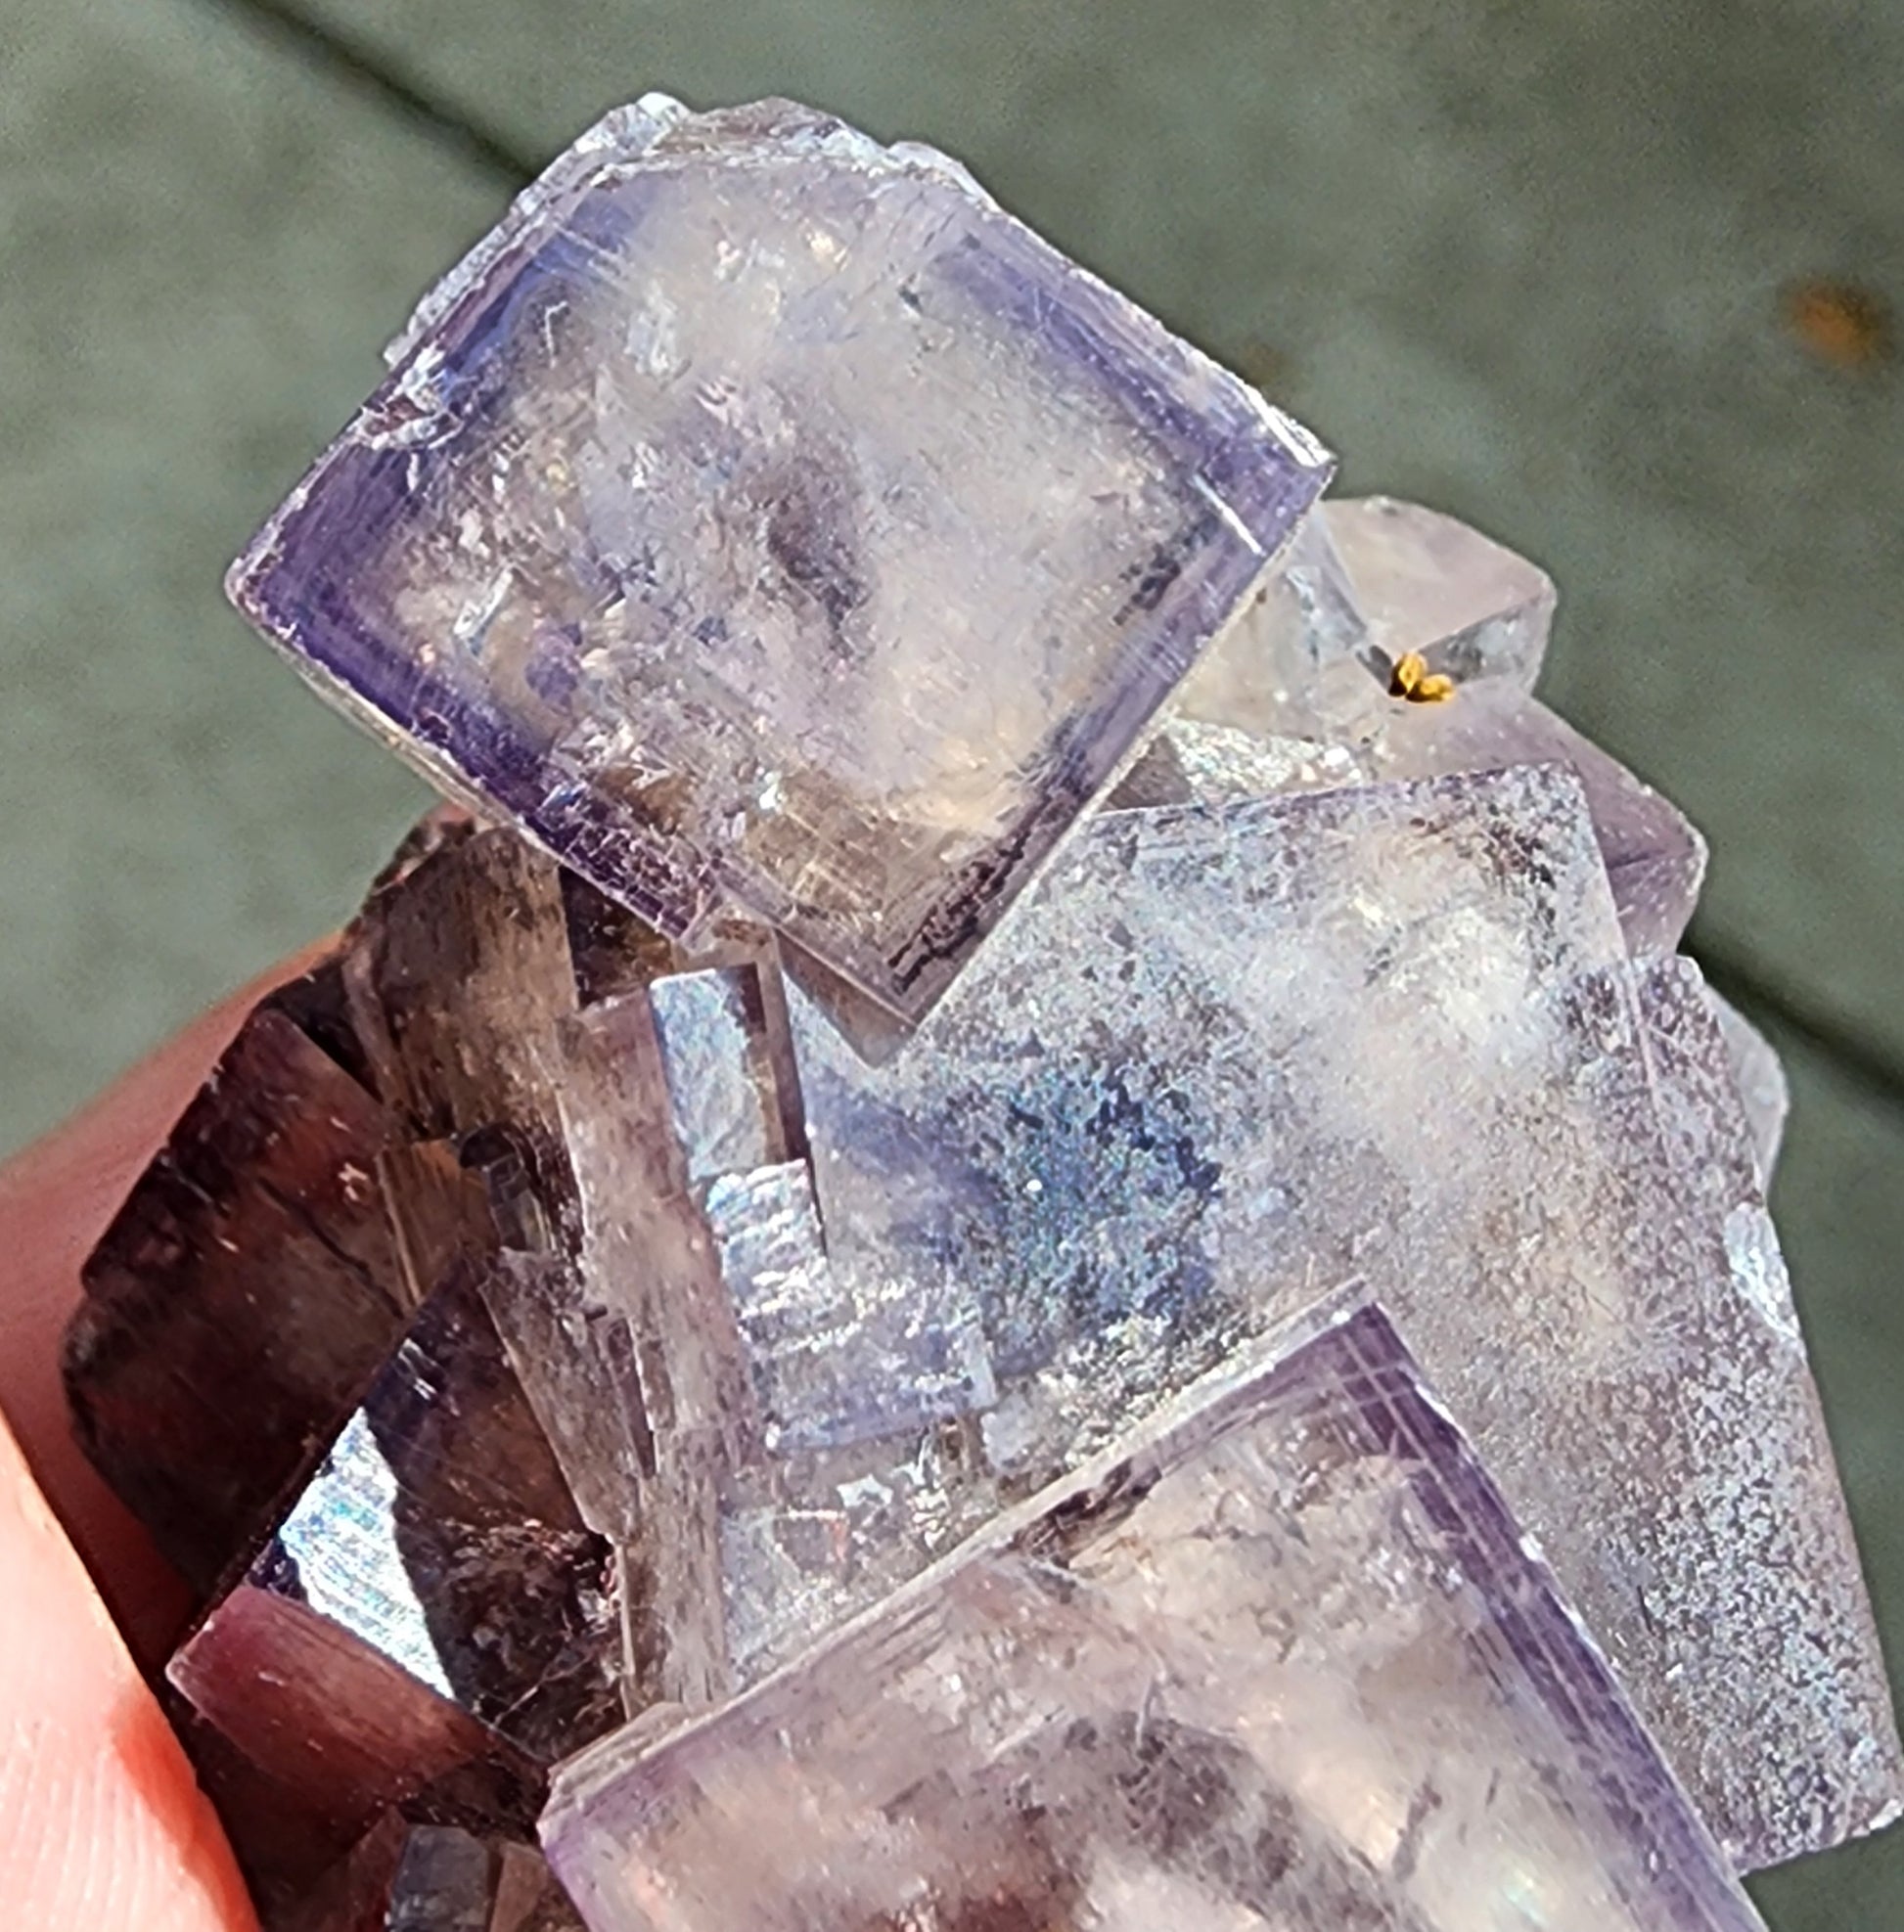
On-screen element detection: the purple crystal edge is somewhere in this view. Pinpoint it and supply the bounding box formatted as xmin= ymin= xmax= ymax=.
xmin=542 ymin=1298 xmax=1759 ymax=1932
xmin=229 ymin=112 xmax=1331 ymax=1022
xmin=385 ymin=96 xmax=694 ymax=369
xmin=1328 ymin=1314 xmax=1763 ymax=1932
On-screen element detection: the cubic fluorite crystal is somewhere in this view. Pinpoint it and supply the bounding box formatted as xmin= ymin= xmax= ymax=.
xmin=66 ymin=973 xmax=409 ymax=1592
xmin=229 ymin=93 xmax=1330 ymax=1027
xmin=168 ymin=1267 xmax=623 ymax=1827
xmin=542 ymin=1301 xmax=1765 ymax=1932
xmin=736 ymin=769 xmax=1893 ymax=1864
xmin=64 ymin=90 xmax=1901 ymax=1932
xmin=1118 ymin=495 xmax=1707 ymax=957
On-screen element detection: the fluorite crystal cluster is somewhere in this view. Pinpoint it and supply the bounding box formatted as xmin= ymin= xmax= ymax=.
xmin=64 ymin=94 xmax=1897 ymax=1931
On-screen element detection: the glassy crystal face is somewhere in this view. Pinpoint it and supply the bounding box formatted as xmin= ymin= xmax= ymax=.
xmin=65 ymin=977 xmax=409 ymax=1592
xmin=543 ymin=1303 xmax=1766 ymax=1932
xmin=86 ymin=766 xmax=1895 ymax=1897
xmin=533 ymin=765 xmax=1638 ymax=1708
xmin=284 ymin=1815 xmax=584 ymax=1932
xmin=770 ymin=773 xmax=1898 ymax=1865
xmin=1323 ymin=494 xmax=1557 ymax=688
xmin=228 ymin=94 xmax=1331 ymax=1025
xmin=168 ymin=1269 xmax=623 ymax=1831
xmin=1147 ymin=494 xmax=1554 ymax=718
xmin=1126 ymin=496 xmax=1706 ymax=956
xmin=66 ymin=89 xmax=1904 ymax=1928
xmin=172 ymin=1589 xmax=587 ymax=1923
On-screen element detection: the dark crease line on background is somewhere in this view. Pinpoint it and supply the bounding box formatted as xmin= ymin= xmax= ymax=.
xmin=168 ymin=0 xmax=1904 ymax=1129
xmin=194 ymin=0 xmax=541 ymax=185
xmin=1693 ymin=938 xmax=1904 ymax=1123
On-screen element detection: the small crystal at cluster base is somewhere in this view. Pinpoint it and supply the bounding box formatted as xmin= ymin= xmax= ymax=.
xmin=65 ymin=93 xmax=1898 ymax=1931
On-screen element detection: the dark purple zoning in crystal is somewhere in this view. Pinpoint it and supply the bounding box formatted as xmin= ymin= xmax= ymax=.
xmin=1316 ymin=1313 xmax=1758 ymax=1931
xmin=176 ymin=1689 xmax=567 ymax=1929
xmin=546 ymin=1302 xmax=1762 ymax=1932
xmin=227 ymin=99 xmax=1329 ymax=1026
xmin=168 ymin=1268 xmax=623 ymax=1837
xmin=65 ymin=984 xmax=410 ymax=1593
xmin=276 ymin=1806 xmax=585 ymax=1932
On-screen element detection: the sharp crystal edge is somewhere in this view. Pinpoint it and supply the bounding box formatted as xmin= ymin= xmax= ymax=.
xmin=542 ymin=1300 xmax=1768 ymax=1932
xmin=64 ymin=971 xmax=410 ymax=1594
xmin=1116 ymin=495 xmax=1707 ymax=957
xmin=1322 ymin=492 xmax=1557 ymax=688
xmin=83 ymin=703 xmax=1894 ymax=1908
xmin=772 ymin=771 xmax=1899 ymax=1867
xmin=173 ymin=1671 xmax=581 ymax=1928
xmin=58 ymin=89 xmax=1902 ymax=1932
xmin=226 ymin=93 xmax=1332 ymax=1029
xmin=166 ymin=1267 xmax=624 ymax=1835
xmin=1705 ymin=986 xmax=1791 ymax=1186
xmin=278 ymin=1814 xmax=585 ymax=1932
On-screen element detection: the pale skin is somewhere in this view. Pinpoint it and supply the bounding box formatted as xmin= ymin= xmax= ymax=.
xmin=0 ymin=952 xmax=333 ymax=1932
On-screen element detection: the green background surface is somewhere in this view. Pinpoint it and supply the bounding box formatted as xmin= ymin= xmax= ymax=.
xmin=1 ymin=2 xmax=1899 ymax=1921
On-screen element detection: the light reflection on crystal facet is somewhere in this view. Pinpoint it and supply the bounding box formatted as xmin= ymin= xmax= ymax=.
xmin=274 ymin=1411 xmax=457 ymax=1703
xmin=228 ymin=96 xmax=1332 ymax=1028
xmin=545 ymin=1304 xmax=1766 ymax=1932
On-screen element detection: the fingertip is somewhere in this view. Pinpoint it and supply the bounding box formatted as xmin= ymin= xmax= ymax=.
xmin=0 ymin=1414 xmax=257 ymax=1931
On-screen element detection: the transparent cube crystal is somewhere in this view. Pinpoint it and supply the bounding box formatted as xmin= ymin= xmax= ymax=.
xmin=229 ymin=96 xmax=1331 ymax=1025
xmin=1131 ymin=496 xmax=1703 ymax=954
xmin=771 ymin=772 xmax=1897 ymax=1865
xmin=544 ymin=1302 xmax=1765 ymax=1932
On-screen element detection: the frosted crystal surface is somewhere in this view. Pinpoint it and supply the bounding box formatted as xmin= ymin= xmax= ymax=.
xmin=467 ymin=764 xmax=1891 ymax=1865
xmin=543 ymin=1303 xmax=1765 ymax=1932
xmin=771 ymin=773 xmax=1897 ymax=1866
xmin=1706 ymin=987 xmax=1791 ymax=1184
xmin=228 ymin=95 xmax=1331 ymax=1025
xmin=1158 ymin=682 xmax=1704 ymax=955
